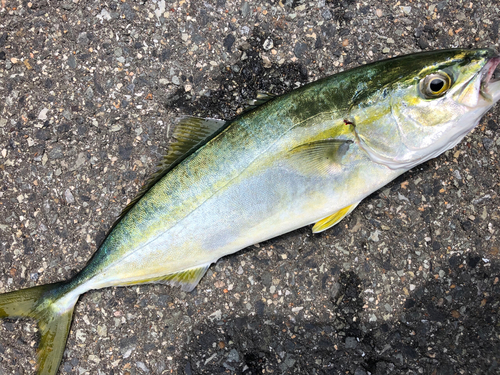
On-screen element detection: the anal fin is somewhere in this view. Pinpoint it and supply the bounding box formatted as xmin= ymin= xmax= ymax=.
xmin=148 ymin=263 xmax=212 ymax=292
xmin=312 ymin=201 xmax=360 ymax=233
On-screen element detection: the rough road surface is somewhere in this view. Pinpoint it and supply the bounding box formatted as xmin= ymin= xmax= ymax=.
xmin=1 ymin=1 xmax=500 ymax=374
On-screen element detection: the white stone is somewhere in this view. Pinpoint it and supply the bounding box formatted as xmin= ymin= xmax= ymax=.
xmin=38 ymin=107 xmax=49 ymax=120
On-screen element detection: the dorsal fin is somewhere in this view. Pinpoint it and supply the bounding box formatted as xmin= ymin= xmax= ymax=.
xmin=116 ymin=116 xmax=227 ymax=221
xmin=159 ymin=116 xmax=227 ymax=173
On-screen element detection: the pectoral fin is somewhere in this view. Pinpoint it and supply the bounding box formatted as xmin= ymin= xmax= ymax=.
xmin=312 ymin=201 xmax=360 ymax=233
xmin=288 ymin=139 xmax=352 ymax=174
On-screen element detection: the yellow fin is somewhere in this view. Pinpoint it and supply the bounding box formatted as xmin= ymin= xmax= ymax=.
xmin=312 ymin=202 xmax=360 ymax=233
xmin=130 ymin=263 xmax=212 ymax=292
xmin=159 ymin=263 xmax=211 ymax=292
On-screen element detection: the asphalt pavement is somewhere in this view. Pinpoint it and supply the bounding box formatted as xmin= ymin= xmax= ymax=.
xmin=0 ymin=0 xmax=499 ymax=374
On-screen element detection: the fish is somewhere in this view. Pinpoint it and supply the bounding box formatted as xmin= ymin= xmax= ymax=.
xmin=1 ymin=48 xmax=500 ymax=374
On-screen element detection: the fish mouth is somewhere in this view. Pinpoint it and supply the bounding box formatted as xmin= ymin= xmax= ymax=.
xmin=480 ymin=56 xmax=500 ymax=102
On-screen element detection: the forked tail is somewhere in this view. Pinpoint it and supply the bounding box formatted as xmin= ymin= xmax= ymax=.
xmin=0 ymin=282 xmax=78 ymax=375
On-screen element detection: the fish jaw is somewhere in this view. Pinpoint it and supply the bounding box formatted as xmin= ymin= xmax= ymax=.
xmin=456 ymin=55 xmax=500 ymax=107
xmin=481 ymin=57 xmax=500 ymax=103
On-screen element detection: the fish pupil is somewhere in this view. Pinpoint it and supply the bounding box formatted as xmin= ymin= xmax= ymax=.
xmin=430 ymin=78 xmax=444 ymax=93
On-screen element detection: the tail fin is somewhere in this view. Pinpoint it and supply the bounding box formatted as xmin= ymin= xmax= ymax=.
xmin=0 ymin=282 xmax=77 ymax=375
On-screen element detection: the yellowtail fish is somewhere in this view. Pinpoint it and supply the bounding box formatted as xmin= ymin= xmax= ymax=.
xmin=1 ymin=49 xmax=500 ymax=374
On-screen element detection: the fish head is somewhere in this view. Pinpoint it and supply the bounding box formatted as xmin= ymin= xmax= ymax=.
xmin=352 ymin=48 xmax=500 ymax=170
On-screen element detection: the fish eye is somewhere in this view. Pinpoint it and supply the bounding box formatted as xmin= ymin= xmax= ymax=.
xmin=419 ymin=72 xmax=452 ymax=98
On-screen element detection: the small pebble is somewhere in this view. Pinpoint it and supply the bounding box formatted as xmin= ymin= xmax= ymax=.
xmin=294 ymin=42 xmax=308 ymax=58
xmin=64 ymin=189 xmax=75 ymax=204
